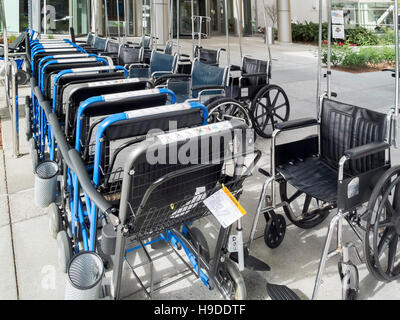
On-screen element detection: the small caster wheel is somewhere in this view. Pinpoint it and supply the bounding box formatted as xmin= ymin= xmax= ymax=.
xmin=57 ymin=230 xmax=72 ymax=273
xmin=264 ymin=213 xmax=286 ymax=249
xmin=48 ymin=202 xmax=62 ymax=239
xmin=338 ymin=261 xmax=359 ymax=300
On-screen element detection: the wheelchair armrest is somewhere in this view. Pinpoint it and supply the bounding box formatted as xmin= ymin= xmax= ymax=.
xmin=180 ymin=54 xmax=190 ymax=58
xmin=128 ymin=63 xmax=149 ymax=69
xmin=241 ymin=72 xmax=269 ymax=78
xmin=344 ymin=142 xmax=390 ymax=161
xmin=275 ymin=118 xmax=318 ymax=131
xmin=158 ymin=74 xmax=191 ymax=82
xmin=230 ymin=65 xmax=241 ymax=71
xmin=192 ymin=85 xmax=225 ymax=92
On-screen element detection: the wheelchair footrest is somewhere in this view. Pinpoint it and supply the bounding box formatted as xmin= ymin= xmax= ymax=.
xmin=266 ymin=283 xmax=301 ymax=300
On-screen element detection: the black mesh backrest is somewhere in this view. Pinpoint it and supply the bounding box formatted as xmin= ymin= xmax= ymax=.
xmin=87 ymin=33 xmax=94 ymax=46
xmin=195 ymin=46 xmax=218 ymax=66
xmin=124 ymin=122 xmax=247 ymax=238
xmin=94 ymin=37 xmax=107 ymax=51
xmin=8 ymin=33 xmax=26 ymax=51
xmin=320 ymin=98 xmax=386 ymax=174
xmin=119 ymin=46 xmax=142 ymax=65
xmin=241 ymin=56 xmax=268 ymax=97
xmin=106 ymin=41 xmax=120 ymax=53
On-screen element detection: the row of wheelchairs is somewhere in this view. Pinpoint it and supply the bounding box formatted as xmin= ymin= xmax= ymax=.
xmin=26 ymin=29 xmax=280 ymax=300
xmin=26 ymin=28 xmax=399 ymax=300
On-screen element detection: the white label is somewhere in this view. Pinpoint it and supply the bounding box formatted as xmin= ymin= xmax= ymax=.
xmin=55 ymin=58 xmax=97 ymax=64
xmin=241 ymin=87 xmax=248 ymax=97
xmin=158 ymin=121 xmax=233 ymax=145
xmin=203 ymin=188 xmax=244 ymax=229
xmin=331 ymin=10 xmax=344 ymax=25
xmin=125 ymin=103 xmax=190 ymax=119
xmin=87 ymin=78 xmax=140 ymax=88
xmin=103 ymin=89 xmax=159 ymax=102
xmin=332 ymin=24 xmax=345 ymax=39
xmin=69 ymin=66 xmax=114 ymax=73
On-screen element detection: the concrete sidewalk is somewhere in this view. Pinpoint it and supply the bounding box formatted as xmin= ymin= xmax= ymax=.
xmin=0 ymin=38 xmax=399 ymax=300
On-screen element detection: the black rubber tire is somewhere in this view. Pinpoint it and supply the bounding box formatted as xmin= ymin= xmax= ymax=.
xmin=279 ymin=181 xmax=331 ymax=229
xmin=16 ymin=70 xmax=29 ymax=85
xmin=264 ymin=213 xmax=286 ymax=249
xmin=364 ymin=165 xmax=400 ymax=282
xmin=344 ymin=289 xmax=358 ymax=300
xmin=249 ymin=84 xmax=290 ymax=138
xmin=188 ymin=227 xmax=210 ymax=264
xmin=57 ymin=230 xmax=72 ymax=273
xmin=48 ymin=202 xmax=62 ymax=239
xmin=225 ymin=258 xmax=247 ymax=300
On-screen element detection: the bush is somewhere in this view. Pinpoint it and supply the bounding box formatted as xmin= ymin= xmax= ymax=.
xmin=378 ymin=27 xmax=396 ymax=45
xmin=291 ymin=21 xmax=328 ymax=43
xmin=322 ymin=45 xmax=395 ymax=68
xmin=292 ymin=22 xmax=378 ymax=46
xmin=345 ymin=26 xmax=379 ymax=46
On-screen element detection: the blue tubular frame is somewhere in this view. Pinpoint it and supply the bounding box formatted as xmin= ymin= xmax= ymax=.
xmin=71 ymin=89 xmax=177 ymax=251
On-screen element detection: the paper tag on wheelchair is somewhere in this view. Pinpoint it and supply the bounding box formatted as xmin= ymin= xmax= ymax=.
xmin=347 ymin=177 xmax=359 ymax=199
xmin=241 ymin=88 xmax=248 ymax=97
xmin=203 ymin=186 xmax=246 ymax=229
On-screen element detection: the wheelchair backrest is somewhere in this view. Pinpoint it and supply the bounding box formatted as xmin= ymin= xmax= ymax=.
xmin=191 ymin=60 xmax=228 ymax=98
xmin=140 ymin=36 xmax=151 ymax=48
xmin=164 ymin=41 xmax=173 ymax=55
xmin=241 ymin=56 xmax=269 ymax=97
xmin=94 ymin=37 xmax=107 ymax=51
xmin=97 ymin=102 xmax=208 ymax=190
xmin=320 ymin=98 xmax=387 ymax=175
xmin=118 ymin=120 xmax=249 ymax=237
xmin=106 ymin=41 xmax=120 ymax=53
xmin=150 ymin=50 xmax=178 ymax=74
xmin=194 ymin=46 xmax=219 ymax=66
xmin=119 ymin=46 xmax=143 ymax=65
xmin=87 ymin=33 xmax=94 ymax=46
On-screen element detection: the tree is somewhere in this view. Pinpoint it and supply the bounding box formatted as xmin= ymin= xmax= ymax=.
xmin=264 ymin=0 xmax=278 ymax=27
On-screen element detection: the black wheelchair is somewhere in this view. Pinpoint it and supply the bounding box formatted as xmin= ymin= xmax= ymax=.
xmin=206 ymin=55 xmax=290 ymax=138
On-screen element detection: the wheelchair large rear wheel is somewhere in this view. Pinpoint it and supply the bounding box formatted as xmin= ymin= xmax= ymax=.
xmin=250 ymin=85 xmax=290 ymax=138
xmin=206 ymin=98 xmax=252 ymax=128
xmin=279 ymin=181 xmax=332 ymax=229
xmin=221 ymin=259 xmax=247 ymax=300
xmin=364 ymin=166 xmax=400 ymax=282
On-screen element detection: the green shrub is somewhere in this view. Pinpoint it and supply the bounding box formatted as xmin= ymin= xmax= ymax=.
xmin=342 ymin=51 xmax=368 ymax=67
xmin=291 ymin=21 xmax=328 ymax=43
xmin=378 ymin=27 xmax=396 ymax=45
xmin=345 ymin=26 xmax=379 ymax=46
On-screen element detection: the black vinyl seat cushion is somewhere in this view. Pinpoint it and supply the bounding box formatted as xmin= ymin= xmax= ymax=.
xmin=277 ymin=156 xmax=343 ymax=203
xmin=275 ymin=98 xmax=387 ymax=204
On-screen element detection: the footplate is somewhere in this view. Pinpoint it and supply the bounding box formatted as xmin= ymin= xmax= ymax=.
xmin=266 ymin=283 xmax=301 ymax=300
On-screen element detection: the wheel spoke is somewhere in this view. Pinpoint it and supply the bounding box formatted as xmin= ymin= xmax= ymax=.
xmin=271 ymin=91 xmax=280 ymax=108
xmin=377 ymin=227 xmax=396 ymax=258
xmin=288 ymin=190 xmax=303 ymax=203
xmin=384 ymin=199 xmax=398 ymax=217
xmin=302 ymin=195 xmax=312 ymax=214
xmin=273 ymin=113 xmax=285 ymax=122
xmin=387 ymin=235 xmax=399 ymax=274
xmin=274 ymin=103 xmax=287 ymax=110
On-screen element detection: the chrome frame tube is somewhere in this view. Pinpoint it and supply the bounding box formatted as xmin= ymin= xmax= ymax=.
xmin=395 ymin=0 xmax=399 ymax=119
xmin=234 ymin=0 xmax=243 ymax=61
xmin=262 ymin=0 xmax=271 ymax=62
xmin=117 ymin=0 xmax=121 ymax=43
xmin=224 ymin=0 xmax=230 ymax=66
xmin=327 ymin=0 xmax=332 ymax=97
xmin=177 ymin=0 xmax=180 ymax=55
xmin=316 ymin=0 xmax=323 ymax=110
xmin=104 ymin=0 xmax=109 ymax=38
xmin=191 ymin=0 xmax=195 ymax=59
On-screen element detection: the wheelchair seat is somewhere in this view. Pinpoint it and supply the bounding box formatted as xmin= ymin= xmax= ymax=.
xmin=240 ymin=56 xmax=270 ymax=99
xmin=276 ymin=98 xmax=387 ymax=205
xmin=194 ymin=46 xmax=221 ymax=66
xmin=119 ymin=45 xmax=143 ymax=66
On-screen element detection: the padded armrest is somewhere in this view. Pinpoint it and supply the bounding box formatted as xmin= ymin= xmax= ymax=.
xmin=158 ymin=74 xmax=191 ymax=82
xmin=180 ymin=54 xmax=190 ymax=58
xmin=230 ymin=65 xmax=241 ymax=71
xmin=275 ymin=118 xmax=318 ymax=131
xmin=128 ymin=63 xmax=149 ymax=69
xmin=192 ymin=85 xmax=225 ymax=92
xmin=241 ymin=72 xmax=269 ymax=78
xmin=344 ymin=142 xmax=390 ymax=160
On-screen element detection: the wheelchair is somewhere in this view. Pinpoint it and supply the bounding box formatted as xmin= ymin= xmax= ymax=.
xmin=193 ymin=45 xmax=225 ymax=67
xmin=209 ymin=55 xmax=290 ymax=138
xmin=250 ymin=94 xmax=392 ymax=300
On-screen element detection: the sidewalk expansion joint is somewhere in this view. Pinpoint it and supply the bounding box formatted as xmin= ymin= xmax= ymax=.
xmin=2 ymin=149 xmax=20 ymax=299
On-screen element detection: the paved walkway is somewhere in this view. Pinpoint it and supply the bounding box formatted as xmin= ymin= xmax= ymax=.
xmin=0 ymin=37 xmax=399 ymax=300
